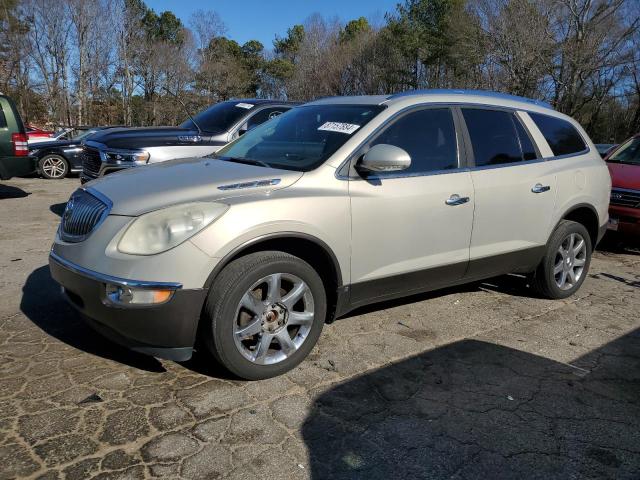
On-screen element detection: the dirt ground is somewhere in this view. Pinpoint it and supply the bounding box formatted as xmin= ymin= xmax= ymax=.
xmin=1 ymin=177 xmax=639 ymax=479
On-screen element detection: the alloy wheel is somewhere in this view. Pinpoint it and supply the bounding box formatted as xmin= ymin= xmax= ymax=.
xmin=553 ymin=232 xmax=587 ymax=290
xmin=233 ymin=272 xmax=315 ymax=365
xmin=42 ymin=157 xmax=67 ymax=178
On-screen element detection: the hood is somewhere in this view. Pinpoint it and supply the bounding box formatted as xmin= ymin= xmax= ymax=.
xmin=607 ymin=161 xmax=640 ymax=190
xmin=29 ymin=139 xmax=75 ymax=150
xmin=87 ymin=126 xmax=203 ymax=149
xmin=89 ymin=157 xmax=303 ymax=216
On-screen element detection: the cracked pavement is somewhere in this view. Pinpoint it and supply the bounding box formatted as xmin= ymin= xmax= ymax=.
xmin=1 ymin=177 xmax=639 ymax=479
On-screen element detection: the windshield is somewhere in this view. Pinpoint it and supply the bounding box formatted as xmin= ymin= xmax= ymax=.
xmin=608 ymin=137 xmax=640 ymax=165
xmin=72 ymin=129 xmax=98 ymax=141
xmin=180 ymin=101 xmax=256 ymax=134
xmin=215 ymin=104 xmax=385 ymax=171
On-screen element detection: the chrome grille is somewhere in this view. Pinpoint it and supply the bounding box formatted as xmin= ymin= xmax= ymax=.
xmin=610 ymin=188 xmax=640 ymax=209
xmin=82 ymin=147 xmax=102 ymax=178
xmin=60 ymin=189 xmax=110 ymax=242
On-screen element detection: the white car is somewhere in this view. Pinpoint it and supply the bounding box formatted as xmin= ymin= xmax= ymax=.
xmin=50 ymin=90 xmax=611 ymax=379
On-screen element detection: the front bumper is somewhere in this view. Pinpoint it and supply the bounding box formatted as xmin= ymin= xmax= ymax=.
xmin=49 ymin=251 xmax=207 ymax=361
xmin=80 ymin=163 xmax=135 ymax=184
xmin=608 ymin=205 xmax=640 ymax=237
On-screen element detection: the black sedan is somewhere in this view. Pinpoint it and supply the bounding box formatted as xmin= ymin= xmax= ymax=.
xmin=29 ymin=127 xmax=113 ymax=179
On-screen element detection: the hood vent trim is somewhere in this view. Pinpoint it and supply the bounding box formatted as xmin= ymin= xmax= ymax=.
xmin=218 ymin=178 xmax=281 ymax=191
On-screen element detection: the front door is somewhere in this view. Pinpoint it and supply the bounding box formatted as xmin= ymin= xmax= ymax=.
xmin=349 ymin=106 xmax=475 ymax=307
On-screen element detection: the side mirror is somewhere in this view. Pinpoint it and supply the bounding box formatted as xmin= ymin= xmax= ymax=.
xmin=359 ymin=144 xmax=411 ymax=173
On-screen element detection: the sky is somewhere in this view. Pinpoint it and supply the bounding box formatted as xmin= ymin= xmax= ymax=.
xmin=146 ymin=0 xmax=398 ymax=48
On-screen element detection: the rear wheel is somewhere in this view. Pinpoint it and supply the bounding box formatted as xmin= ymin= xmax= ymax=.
xmin=39 ymin=155 xmax=69 ymax=179
xmin=201 ymin=251 xmax=326 ymax=380
xmin=532 ymin=220 xmax=592 ymax=299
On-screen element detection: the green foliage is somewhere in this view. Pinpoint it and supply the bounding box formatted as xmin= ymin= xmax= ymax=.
xmin=340 ymin=17 xmax=371 ymax=43
xmin=274 ymin=24 xmax=305 ymax=60
xmin=142 ymin=9 xmax=184 ymax=44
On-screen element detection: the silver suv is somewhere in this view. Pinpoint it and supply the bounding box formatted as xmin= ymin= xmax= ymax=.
xmin=80 ymin=100 xmax=295 ymax=183
xmin=50 ymin=90 xmax=611 ymax=379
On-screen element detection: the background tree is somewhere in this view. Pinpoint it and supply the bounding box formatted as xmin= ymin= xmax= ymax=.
xmin=1 ymin=0 xmax=639 ymax=142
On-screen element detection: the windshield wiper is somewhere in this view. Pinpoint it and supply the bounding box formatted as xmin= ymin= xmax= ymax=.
xmin=218 ymin=156 xmax=270 ymax=168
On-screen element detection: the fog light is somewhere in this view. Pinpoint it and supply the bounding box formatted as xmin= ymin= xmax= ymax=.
xmin=105 ymin=284 xmax=173 ymax=305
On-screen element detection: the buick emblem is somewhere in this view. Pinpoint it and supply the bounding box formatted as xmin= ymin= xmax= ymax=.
xmin=612 ymin=193 xmax=623 ymax=200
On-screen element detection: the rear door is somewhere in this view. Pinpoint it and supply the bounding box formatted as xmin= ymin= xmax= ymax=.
xmin=349 ymin=106 xmax=475 ymax=306
xmin=460 ymin=107 xmax=558 ymax=278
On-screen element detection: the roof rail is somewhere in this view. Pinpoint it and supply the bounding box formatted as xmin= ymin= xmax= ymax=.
xmin=388 ymin=89 xmax=553 ymax=109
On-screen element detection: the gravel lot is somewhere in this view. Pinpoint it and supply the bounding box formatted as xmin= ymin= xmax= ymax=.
xmin=1 ymin=177 xmax=639 ymax=480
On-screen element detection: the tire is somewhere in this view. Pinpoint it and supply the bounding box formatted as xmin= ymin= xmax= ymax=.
xmin=201 ymin=251 xmax=327 ymax=380
xmin=39 ymin=154 xmax=69 ymax=179
xmin=531 ymin=220 xmax=592 ymax=299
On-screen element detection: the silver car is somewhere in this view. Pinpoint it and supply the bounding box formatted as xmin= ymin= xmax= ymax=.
xmin=50 ymin=90 xmax=611 ymax=379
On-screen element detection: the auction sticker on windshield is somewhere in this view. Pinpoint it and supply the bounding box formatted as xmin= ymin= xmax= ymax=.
xmin=318 ymin=122 xmax=360 ymax=134
xmin=236 ymin=103 xmax=254 ymax=109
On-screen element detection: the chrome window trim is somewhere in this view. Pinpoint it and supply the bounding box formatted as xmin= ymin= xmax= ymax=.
xmin=356 ymin=167 xmax=471 ymax=181
xmin=50 ymin=251 xmax=183 ymax=290
xmin=543 ymin=148 xmax=591 ymax=161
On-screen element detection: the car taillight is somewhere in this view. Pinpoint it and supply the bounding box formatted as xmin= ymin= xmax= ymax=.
xmin=11 ymin=133 xmax=28 ymax=156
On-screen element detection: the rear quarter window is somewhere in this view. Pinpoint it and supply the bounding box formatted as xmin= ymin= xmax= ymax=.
xmin=529 ymin=112 xmax=587 ymax=157
xmin=0 ymin=107 xmax=7 ymax=128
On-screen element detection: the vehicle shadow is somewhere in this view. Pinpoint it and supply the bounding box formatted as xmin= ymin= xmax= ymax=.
xmin=302 ymin=330 xmax=640 ymax=479
xmin=21 ymin=266 xmax=166 ymax=372
xmin=0 ymin=183 xmax=30 ymax=199
xmin=597 ymin=232 xmax=640 ymax=255
xmin=50 ymin=202 xmax=67 ymax=217
xmin=590 ymin=272 xmax=640 ymax=288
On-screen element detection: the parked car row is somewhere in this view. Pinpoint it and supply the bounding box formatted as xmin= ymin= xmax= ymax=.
xmin=79 ymin=99 xmax=296 ymax=183
xmin=2 ymin=90 xmax=639 ymax=378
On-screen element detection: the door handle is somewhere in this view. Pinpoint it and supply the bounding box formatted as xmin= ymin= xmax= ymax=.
xmin=445 ymin=194 xmax=470 ymax=206
xmin=532 ymin=183 xmax=551 ymax=194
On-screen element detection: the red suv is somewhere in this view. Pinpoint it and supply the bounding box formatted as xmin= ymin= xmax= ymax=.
xmin=605 ymin=134 xmax=640 ymax=236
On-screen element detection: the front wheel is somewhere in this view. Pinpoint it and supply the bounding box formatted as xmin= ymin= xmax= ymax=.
xmin=39 ymin=155 xmax=69 ymax=179
xmin=531 ymin=220 xmax=592 ymax=299
xmin=201 ymin=251 xmax=327 ymax=380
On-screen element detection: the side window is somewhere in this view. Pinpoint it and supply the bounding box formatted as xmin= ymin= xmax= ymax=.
xmin=247 ymin=107 xmax=288 ymax=129
xmin=369 ymin=108 xmax=458 ymax=174
xmin=0 ymin=107 xmax=7 ymax=128
xmin=512 ymin=115 xmax=537 ymax=160
xmin=528 ymin=112 xmax=586 ymax=156
xmin=462 ymin=109 xmax=522 ymax=166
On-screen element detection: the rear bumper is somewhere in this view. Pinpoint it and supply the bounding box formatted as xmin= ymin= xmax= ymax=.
xmin=0 ymin=155 xmax=35 ymax=180
xmin=49 ymin=251 xmax=207 ymax=361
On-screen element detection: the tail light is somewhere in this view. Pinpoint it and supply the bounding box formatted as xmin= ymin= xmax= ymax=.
xmin=11 ymin=133 xmax=28 ymax=156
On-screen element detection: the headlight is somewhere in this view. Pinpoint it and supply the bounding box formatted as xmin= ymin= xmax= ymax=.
xmin=118 ymin=202 xmax=228 ymax=255
xmin=105 ymin=149 xmax=150 ymax=165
